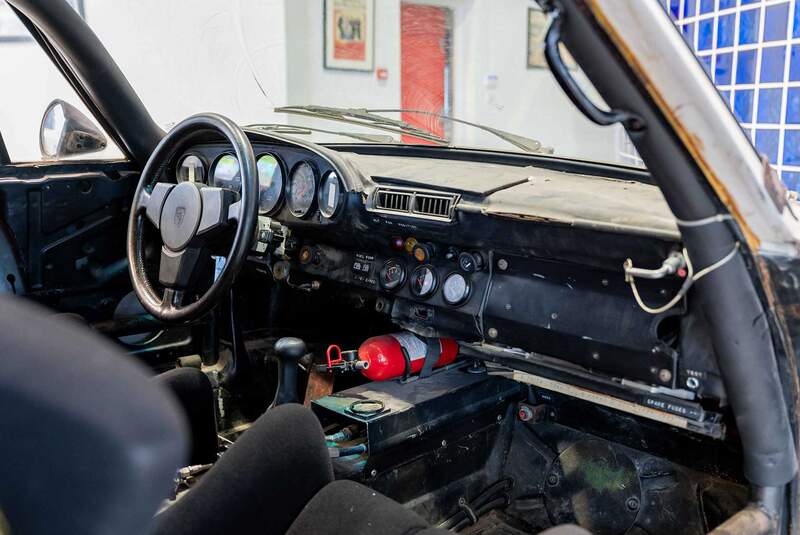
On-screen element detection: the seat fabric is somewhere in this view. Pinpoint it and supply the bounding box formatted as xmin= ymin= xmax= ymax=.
xmin=287 ymin=479 xmax=449 ymax=535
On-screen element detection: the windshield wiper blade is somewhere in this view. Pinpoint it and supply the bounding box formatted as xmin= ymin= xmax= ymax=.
xmin=368 ymin=108 xmax=553 ymax=154
xmin=273 ymin=105 xmax=449 ymax=145
xmin=246 ymin=123 xmax=397 ymax=143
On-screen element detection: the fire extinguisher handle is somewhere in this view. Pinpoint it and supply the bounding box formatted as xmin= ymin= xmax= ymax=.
xmin=326 ymin=344 xmax=344 ymax=367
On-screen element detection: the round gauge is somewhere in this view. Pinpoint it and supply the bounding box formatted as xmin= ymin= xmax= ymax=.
xmin=318 ymin=171 xmax=343 ymax=218
xmin=379 ymin=260 xmax=406 ymax=291
xmin=212 ymin=153 xmax=241 ymax=192
xmin=442 ymin=272 xmax=471 ymax=306
xmin=176 ymin=154 xmax=205 ymax=183
xmin=256 ymin=154 xmax=284 ymax=214
xmin=410 ymin=265 xmax=438 ymax=298
xmin=287 ymin=161 xmax=317 ymax=217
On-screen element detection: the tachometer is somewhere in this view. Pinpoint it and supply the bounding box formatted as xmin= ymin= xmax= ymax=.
xmin=212 ymin=153 xmax=241 ymax=193
xmin=176 ymin=154 xmax=205 ymax=183
xmin=442 ymin=272 xmax=471 ymax=306
xmin=287 ymin=161 xmax=317 ymax=217
xmin=410 ymin=265 xmax=437 ymax=298
xmin=318 ymin=171 xmax=343 ymax=218
xmin=256 ymin=154 xmax=284 ymax=214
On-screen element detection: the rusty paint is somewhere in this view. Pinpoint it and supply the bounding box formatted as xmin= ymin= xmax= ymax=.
xmin=707 ymin=506 xmax=772 ymax=535
xmin=761 ymin=155 xmax=793 ymax=217
xmin=303 ymin=369 xmax=335 ymax=407
xmin=584 ymin=0 xmax=761 ymax=252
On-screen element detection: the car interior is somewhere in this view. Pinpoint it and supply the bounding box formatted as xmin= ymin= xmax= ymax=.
xmin=0 ymin=0 xmax=798 ymax=534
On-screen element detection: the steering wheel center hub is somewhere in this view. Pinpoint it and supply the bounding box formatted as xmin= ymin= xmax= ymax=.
xmin=160 ymin=182 xmax=202 ymax=251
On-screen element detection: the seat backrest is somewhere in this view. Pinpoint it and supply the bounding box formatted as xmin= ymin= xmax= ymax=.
xmin=0 ymin=295 xmax=187 ymax=535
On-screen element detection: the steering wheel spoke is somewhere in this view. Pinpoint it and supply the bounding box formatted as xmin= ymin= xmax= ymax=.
xmin=159 ymin=288 xmax=184 ymax=313
xmin=140 ymin=183 xmax=174 ymax=229
xmin=198 ymin=187 xmax=238 ymax=235
xmin=227 ymin=200 xmax=241 ymax=223
xmin=159 ymin=246 xmax=204 ymax=289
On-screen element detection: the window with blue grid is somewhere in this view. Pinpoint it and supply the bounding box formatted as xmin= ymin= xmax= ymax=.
xmin=660 ymin=0 xmax=800 ymax=189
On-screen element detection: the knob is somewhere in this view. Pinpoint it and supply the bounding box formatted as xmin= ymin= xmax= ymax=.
xmin=270 ymin=337 xmax=307 ymax=408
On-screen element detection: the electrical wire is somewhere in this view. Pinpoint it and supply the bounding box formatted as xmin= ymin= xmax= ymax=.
xmin=626 ymin=243 xmax=740 ymax=314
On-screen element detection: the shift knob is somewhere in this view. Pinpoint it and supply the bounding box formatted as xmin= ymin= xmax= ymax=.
xmin=275 ymin=337 xmax=307 ymax=362
xmin=270 ymin=337 xmax=307 ymax=408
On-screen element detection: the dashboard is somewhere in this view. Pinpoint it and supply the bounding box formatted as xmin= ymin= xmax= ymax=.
xmin=169 ymin=134 xmax=725 ymax=418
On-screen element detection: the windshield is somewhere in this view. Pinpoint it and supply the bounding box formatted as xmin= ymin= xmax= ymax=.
xmin=82 ymin=0 xmax=641 ymax=167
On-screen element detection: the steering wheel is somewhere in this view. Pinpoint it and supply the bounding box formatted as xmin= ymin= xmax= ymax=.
xmin=126 ymin=114 xmax=258 ymax=322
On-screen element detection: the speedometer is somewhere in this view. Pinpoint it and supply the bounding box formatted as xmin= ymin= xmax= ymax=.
xmin=256 ymin=154 xmax=284 ymax=214
xmin=212 ymin=153 xmax=241 ymax=193
xmin=287 ymin=161 xmax=317 ymax=218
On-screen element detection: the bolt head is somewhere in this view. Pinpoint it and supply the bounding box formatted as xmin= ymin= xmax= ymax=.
xmin=658 ymin=369 xmax=673 ymax=383
xmin=370 ymin=469 xmax=378 ymax=477
xmin=626 ymin=497 xmax=640 ymax=511
xmin=487 ymin=327 xmax=498 ymax=339
xmin=547 ymin=473 xmax=559 ymax=486
xmin=497 ymin=258 xmax=508 ymax=271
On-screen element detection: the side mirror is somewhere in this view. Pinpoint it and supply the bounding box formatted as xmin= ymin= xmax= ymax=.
xmin=39 ymin=99 xmax=107 ymax=160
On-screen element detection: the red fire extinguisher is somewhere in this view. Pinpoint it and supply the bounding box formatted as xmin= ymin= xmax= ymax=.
xmin=357 ymin=332 xmax=459 ymax=381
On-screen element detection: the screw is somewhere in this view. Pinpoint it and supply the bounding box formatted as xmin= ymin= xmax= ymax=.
xmin=370 ymin=469 xmax=378 ymax=477
xmin=591 ymin=351 xmax=600 ymax=361
xmin=658 ymin=369 xmax=673 ymax=383
xmin=547 ymin=473 xmax=559 ymax=486
xmin=686 ymin=377 xmax=700 ymax=389
xmin=504 ymin=303 xmax=512 ymax=311
xmin=487 ymin=327 xmax=498 ymax=339
xmin=497 ymin=258 xmax=509 ymax=271
xmin=601 ymin=278 xmax=609 ymax=287
xmin=441 ymin=439 xmax=448 ymax=447
xmin=550 ymin=312 xmax=558 ymax=320
xmin=626 ymin=497 xmax=640 ymax=511
xmin=497 ymin=414 xmax=503 ymax=422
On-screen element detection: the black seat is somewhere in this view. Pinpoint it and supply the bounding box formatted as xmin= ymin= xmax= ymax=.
xmin=0 ymin=295 xmax=187 ymax=535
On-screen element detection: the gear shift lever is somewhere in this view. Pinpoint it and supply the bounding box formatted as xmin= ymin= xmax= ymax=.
xmin=270 ymin=337 xmax=306 ymax=408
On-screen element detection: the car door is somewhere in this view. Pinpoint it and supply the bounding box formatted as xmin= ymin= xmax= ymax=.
xmin=0 ymin=3 xmax=203 ymax=365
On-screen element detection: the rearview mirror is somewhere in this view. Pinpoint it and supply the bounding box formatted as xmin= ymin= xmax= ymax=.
xmin=39 ymin=99 xmax=107 ymax=160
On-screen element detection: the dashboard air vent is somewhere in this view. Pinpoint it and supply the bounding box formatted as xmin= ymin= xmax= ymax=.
xmin=376 ymin=189 xmax=412 ymax=213
xmin=370 ymin=187 xmax=460 ymax=222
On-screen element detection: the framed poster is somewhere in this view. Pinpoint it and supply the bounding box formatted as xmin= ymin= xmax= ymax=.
xmin=527 ymin=7 xmax=576 ymax=70
xmin=0 ymin=0 xmax=83 ymax=42
xmin=324 ymin=0 xmax=375 ymax=71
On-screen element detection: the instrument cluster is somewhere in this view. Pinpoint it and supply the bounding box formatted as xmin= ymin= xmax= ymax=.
xmin=174 ymin=147 xmax=344 ymax=219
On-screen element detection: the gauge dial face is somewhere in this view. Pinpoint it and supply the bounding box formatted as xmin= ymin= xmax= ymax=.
xmin=287 ymin=162 xmax=317 ymax=217
xmin=443 ymin=273 xmax=471 ymax=306
xmin=379 ymin=260 xmax=406 ymax=291
xmin=177 ymin=154 xmax=205 ymax=183
xmin=256 ymin=154 xmax=284 ymax=214
xmin=410 ymin=265 xmax=437 ymax=298
xmin=318 ymin=171 xmax=342 ymax=218
xmin=212 ymin=154 xmax=241 ymax=193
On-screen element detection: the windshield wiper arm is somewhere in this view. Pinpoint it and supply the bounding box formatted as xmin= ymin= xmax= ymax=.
xmin=274 ymin=105 xmax=552 ymax=154
xmin=368 ymin=108 xmax=552 ymax=154
xmin=273 ymin=105 xmax=449 ymax=145
xmin=246 ymin=123 xmax=397 ymax=143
